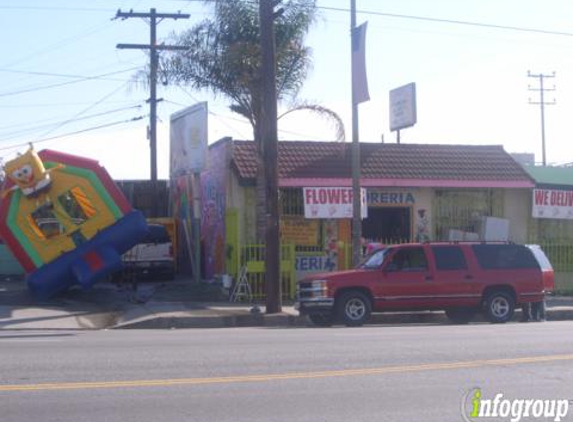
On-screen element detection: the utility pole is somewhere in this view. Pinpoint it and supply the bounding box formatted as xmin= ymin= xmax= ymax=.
xmin=259 ymin=0 xmax=282 ymax=314
xmin=350 ymin=0 xmax=362 ymax=266
xmin=528 ymin=71 xmax=556 ymax=166
xmin=115 ymin=8 xmax=190 ymax=214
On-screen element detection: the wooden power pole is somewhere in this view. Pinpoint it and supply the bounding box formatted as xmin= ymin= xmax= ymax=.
xmin=115 ymin=8 xmax=189 ymax=215
xmin=259 ymin=0 xmax=282 ymax=314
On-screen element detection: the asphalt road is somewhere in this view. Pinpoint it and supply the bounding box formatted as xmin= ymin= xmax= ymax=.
xmin=1 ymin=322 xmax=572 ymax=422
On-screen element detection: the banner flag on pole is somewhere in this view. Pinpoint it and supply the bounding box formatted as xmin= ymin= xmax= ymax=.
xmin=352 ymin=21 xmax=370 ymax=104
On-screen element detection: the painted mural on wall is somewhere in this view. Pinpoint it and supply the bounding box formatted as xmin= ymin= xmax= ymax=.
xmin=200 ymin=142 xmax=227 ymax=279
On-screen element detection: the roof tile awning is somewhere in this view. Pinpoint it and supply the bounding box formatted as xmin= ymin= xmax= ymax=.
xmin=230 ymin=140 xmax=535 ymax=188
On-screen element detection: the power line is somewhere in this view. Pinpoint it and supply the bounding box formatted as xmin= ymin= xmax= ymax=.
xmin=0 ymin=68 xmax=128 ymax=81
xmin=318 ymin=6 xmax=573 ymax=38
xmin=4 ymin=22 xmax=115 ymax=69
xmin=0 ymin=99 xmax=136 ymax=108
xmin=0 ymin=116 xmax=145 ymax=152
xmin=0 ymin=67 xmax=138 ymax=98
xmin=0 ymin=6 xmax=113 ymax=12
xmin=34 ymin=81 xmax=131 ymax=141
xmin=0 ymin=104 xmax=143 ymax=139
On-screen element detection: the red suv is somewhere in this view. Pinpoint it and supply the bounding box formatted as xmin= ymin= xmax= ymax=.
xmin=296 ymin=242 xmax=554 ymax=326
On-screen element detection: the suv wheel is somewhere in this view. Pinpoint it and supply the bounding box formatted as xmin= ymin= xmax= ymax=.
xmin=308 ymin=313 xmax=334 ymax=327
xmin=445 ymin=308 xmax=475 ymax=324
xmin=483 ymin=291 xmax=515 ymax=323
xmin=336 ymin=291 xmax=371 ymax=327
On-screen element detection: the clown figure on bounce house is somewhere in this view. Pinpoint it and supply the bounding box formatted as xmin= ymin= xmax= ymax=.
xmin=0 ymin=145 xmax=148 ymax=299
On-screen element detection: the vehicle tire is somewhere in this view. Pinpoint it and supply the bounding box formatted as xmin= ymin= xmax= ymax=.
xmin=445 ymin=308 xmax=475 ymax=324
xmin=336 ymin=291 xmax=372 ymax=327
xmin=483 ymin=291 xmax=515 ymax=323
xmin=308 ymin=313 xmax=334 ymax=327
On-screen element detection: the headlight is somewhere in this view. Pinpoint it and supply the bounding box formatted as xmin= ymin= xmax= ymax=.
xmin=297 ymin=279 xmax=329 ymax=300
xmin=311 ymin=279 xmax=328 ymax=296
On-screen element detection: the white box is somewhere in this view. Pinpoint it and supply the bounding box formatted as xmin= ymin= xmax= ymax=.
xmin=447 ymin=229 xmax=465 ymax=241
xmin=463 ymin=232 xmax=480 ymax=241
xmin=478 ymin=217 xmax=509 ymax=241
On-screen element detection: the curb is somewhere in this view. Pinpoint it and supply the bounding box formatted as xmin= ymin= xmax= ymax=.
xmin=114 ymin=312 xmax=306 ymax=329
xmin=111 ymin=308 xmax=573 ymax=329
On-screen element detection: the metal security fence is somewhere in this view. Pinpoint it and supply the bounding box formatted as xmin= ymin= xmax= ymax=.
xmin=280 ymin=188 xmax=304 ymax=216
xmin=536 ymin=242 xmax=573 ymax=273
xmin=239 ymin=244 xmax=297 ymax=301
xmin=433 ymin=189 xmax=504 ymax=240
xmin=526 ymin=240 xmax=573 ymax=293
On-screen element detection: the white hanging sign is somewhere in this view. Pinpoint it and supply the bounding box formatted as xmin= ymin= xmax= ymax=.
xmin=532 ymin=188 xmax=573 ymax=219
xmin=303 ymin=187 xmax=367 ymax=219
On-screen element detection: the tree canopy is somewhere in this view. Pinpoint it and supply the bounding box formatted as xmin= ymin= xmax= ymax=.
xmin=159 ymin=0 xmax=318 ymax=136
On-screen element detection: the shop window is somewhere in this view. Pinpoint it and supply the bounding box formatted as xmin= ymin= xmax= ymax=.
xmin=28 ymin=203 xmax=64 ymax=239
xmin=280 ymin=188 xmax=304 ymax=216
xmin=362 ymin=207 xmax=411 ymax=243
xmin=58 ymin=187 xmax=96 ymax=225
xmin=434 ymin=189 xmax=504 ymax=240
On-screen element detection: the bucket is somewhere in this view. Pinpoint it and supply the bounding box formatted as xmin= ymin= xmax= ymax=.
xmin=221 ymin=274 xmax=232 ymax=289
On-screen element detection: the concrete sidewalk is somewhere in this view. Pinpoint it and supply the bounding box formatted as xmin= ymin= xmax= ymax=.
xmin=1 ymin=277 xmax=572 ymax=330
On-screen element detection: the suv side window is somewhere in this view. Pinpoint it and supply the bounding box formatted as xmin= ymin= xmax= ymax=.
xmin=387 ymin=247 xmax=428 ymax=272
xmin=472 ymin=244 xmax=540 ymax=270
xmin=431 ymin=246 xmax=467 ymax=270
xmin=527 ymin=245 xmax=553 ymax=270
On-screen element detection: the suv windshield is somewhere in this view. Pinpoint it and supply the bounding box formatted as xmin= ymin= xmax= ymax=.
xmin=359 ymin=248 xmax=390 ymax=269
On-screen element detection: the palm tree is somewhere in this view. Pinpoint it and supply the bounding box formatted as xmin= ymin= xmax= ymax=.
xmin=158 ymin=0 xmax=344 ymax=240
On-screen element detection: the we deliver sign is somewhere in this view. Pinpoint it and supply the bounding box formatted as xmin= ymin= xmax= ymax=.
xmin=303 ymin=187 xmax=367 ymax=219
xmin=532 ymin=188 xmax=573 ymax=219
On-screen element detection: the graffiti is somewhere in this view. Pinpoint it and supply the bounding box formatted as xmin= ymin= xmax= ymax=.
xmin=200 ymin=144 xmax=227 ymax=279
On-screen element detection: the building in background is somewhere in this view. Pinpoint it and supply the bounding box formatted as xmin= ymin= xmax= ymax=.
xmin=190 ymin=139 xmax=538 ymax=299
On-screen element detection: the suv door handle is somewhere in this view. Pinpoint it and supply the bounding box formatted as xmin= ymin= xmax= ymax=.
xmin=464 ymin=275 xmax=473 ymax=280
xmin=425 ymin=275 xmax=433 ymax=281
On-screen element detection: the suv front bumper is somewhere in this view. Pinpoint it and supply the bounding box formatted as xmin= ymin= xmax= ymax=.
xmin=295 ymin=298 xmax=335 ymax=314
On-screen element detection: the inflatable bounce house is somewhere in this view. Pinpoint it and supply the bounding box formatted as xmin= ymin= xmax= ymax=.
xmin=0 ymin=145 xmax=148 ymax=299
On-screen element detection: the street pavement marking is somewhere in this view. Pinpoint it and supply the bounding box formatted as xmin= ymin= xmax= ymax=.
xmin=1 ymin=354 xmax=572 ymax=392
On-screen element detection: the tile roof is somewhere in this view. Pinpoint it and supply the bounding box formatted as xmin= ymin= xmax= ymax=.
xmin=230 ymin=140 xmax=534 ymax=186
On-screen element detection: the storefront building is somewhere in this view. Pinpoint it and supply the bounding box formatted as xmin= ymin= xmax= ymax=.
xmin=176 ymin=138 xmax=537 ymax=298
xmin=523 ymin=165 xmax=573 ymax=293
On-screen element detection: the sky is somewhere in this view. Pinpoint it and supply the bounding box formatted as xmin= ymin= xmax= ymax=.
xmin=2 ymin=0 xmax=573 ymax=180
